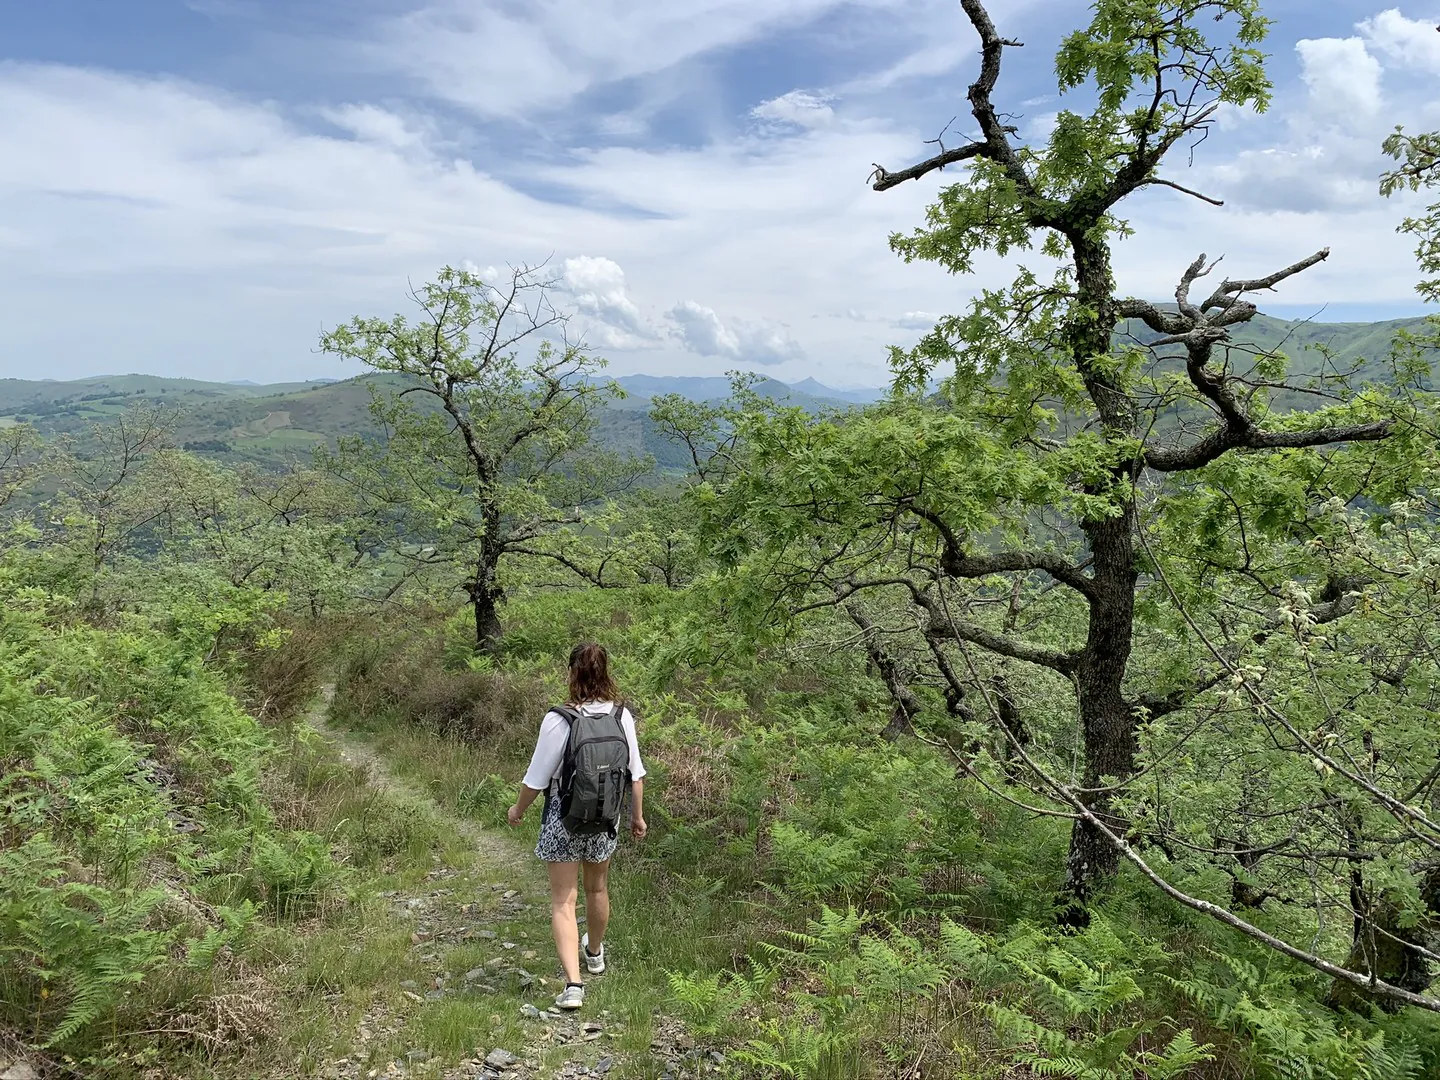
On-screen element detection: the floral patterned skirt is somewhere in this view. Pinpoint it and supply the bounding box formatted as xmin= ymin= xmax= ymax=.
xmin=534 ymin=790 xmax=618 ymax=864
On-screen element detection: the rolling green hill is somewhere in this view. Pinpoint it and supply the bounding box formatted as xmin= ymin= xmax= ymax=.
xmin=1121 ymin=312 xmax=1434 ymax=382
xmin=0 ymin=371 xmax=868 ymax=467
xmin=0 ymin=312 xmax=1429 ymax=465
xmin=0 ymin=374 xmax=334 ymax=413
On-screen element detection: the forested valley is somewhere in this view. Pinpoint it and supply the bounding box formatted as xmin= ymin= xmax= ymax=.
xmin=5 ymin=1 xmax=1440 ymax=1077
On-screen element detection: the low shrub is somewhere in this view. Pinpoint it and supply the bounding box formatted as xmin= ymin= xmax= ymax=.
xmin=331 ymin=620 xmax=545 ymax=761
xmin=234 ymin=618 xmax=335 ymax=721
xmin=0 ymin=586 xmax=343 ymax=1057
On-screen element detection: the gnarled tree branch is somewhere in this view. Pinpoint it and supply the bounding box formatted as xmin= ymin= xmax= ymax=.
xmin=870 ymin=0 xmax=1025 ymax=194
xmin=904 ymin=502 xmax=1096 ymax=599
xmin=1145 ymin=420 xmax=1393 ymax=472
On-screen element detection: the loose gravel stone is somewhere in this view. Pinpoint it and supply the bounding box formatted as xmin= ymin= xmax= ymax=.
xmin=483 ymin=1048 xmax=518 ymax=1069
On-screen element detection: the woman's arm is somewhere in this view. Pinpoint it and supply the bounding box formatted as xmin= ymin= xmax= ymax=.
xmin=630 ymin=778 xmax=647 ymax=839
xmin=509 ymin=711 xmax=567 ymax=825
xmin=620 ymin=707 xmax=648 ymax=839
xmin=521 ymin=711 xmax=568 ymax=789
xmin=507 ymin=783 xmax=543 ymax=827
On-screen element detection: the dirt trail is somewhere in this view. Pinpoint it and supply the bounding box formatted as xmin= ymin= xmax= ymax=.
xmin=298 ymin=688 xmax=709 ymax=1080
xmin=305 ymin=686 xmax=517 ymax=866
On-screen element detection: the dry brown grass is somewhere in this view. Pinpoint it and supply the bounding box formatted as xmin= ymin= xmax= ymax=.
xmin=404 ymin=666 xmax=547 ymax=751
xmin=236 ymin=619 xmax=336 ymax=722
xmin=0 ymin=1024 xmax=59 ymax=1079
xmin=166 ymin=970 xmax=278 ymax=1054
xmin=332 ymin=624 xmax=547 ymax=763
xmin=882 ymin=981 xmax=1024 ymax=1080
xmin=651 ymin=739 xmax=730 ymax=823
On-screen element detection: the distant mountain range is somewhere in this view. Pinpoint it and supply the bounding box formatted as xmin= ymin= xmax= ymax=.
xmin=0 ymin=311 xmax=1429 ymax=467
xmin=0 ymin=371 xmax=883 ymax=469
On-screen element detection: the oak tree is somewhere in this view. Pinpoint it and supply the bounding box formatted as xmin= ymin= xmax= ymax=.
xmin=673 ymin=0 xmax=1440 ymax=1010
xmin=320 ymin=264 xmax=646 ymax=653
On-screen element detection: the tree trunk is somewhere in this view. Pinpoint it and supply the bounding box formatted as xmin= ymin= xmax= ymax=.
xmin=1329 ymin=865 xmax=1440 ymax=1012
xmin=468 ymin=546 xmax=505 ymax=656
xmin=1061 ymin=507 xmax=1140 ymax=923
xmin=848 ymin=602 xmax=918 ymax=741
xmin=472 ymin=587 xmax=503 ymax=656
xmin=1058 ymin=231 xmax=1140 ymax=924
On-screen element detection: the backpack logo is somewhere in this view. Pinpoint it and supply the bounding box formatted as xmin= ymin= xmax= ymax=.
xmin=553 ymin=704 xmax=631 ymax=836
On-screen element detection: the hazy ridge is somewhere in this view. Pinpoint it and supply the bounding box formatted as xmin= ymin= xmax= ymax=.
xmin=1 ymin=312 xmax=1429 ymax=465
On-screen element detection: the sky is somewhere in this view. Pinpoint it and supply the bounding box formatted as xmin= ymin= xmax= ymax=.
xmin=1 ymin=1 xmax=1439 ymax=388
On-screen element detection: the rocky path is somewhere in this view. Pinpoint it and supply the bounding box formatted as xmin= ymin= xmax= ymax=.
xmin=302 ymin=692 xmax=718 ymax=1080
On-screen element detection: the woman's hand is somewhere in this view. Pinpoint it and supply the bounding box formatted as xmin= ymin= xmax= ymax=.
xmin=507 ymin=804 xmax=524 ymax=827
xmin=631 ymin=815 xmax=648 ymax=841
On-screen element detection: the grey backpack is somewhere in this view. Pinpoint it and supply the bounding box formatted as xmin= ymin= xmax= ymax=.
xmin=552 ymin=704 xmax=631 ymax=836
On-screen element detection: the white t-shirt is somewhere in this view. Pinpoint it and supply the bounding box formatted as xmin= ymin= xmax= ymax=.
xmin=521 ymin=701 xmax=647 ymax=793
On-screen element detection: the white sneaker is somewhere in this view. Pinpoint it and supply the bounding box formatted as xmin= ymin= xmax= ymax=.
xmin=556 ymin=983 xmax=585 ymax=1010
xmin=581 ymin=932 xmax=606 ymax=975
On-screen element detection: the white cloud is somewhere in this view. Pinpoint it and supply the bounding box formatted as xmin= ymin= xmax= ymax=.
xmin=1358 ymin=8 xmax=1440 ymax=73
xmin=1295 ymin=36 xmax=1383 ymax=116
xmin=321 ymin=104 xmax=425 ymax=149
xmin=184 ymin=0 xmax=261 ymax=17
xmin=668 ymin=300 xmax=740 ymax=355
xmin=893 ymin=311 xmax=938 ymax=329
xmin=460 ymin=262 xmax=508 ymax=286
xmin=1026 ymin=111 xmax=1059 ymax=141
xmin=1206 ymin=20 xmax=1429 ymax=215
xmin=752 ymin=90 xmax=835 ymax=130
xmin=841 ymin=41 xmax=969 ymax=94
xmin=835 ymin=0 xmax=1050 ymax=97
xmin=1207 ymin=142 xmax=1382 ymax=212
xmin=595 ymin=113 xmax=650 ymax=138
xmin=667 ymin=301 xmax=802 ymax=364
xmin=0 ymin=1 xmax=1436 ymax=388
xmin=0 ymin=61 xmax=941 ymax=382
xmin=1115 ymin=203 xmax=1418 ymax=315
xmin=371 ymin=0 xmax=870 ymax=120
xmin=560 ymin=255 xmax=661 ymax=348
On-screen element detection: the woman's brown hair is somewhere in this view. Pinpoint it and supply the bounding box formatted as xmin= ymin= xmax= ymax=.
xmin=567 ymin=642 xmax=619 ymax=704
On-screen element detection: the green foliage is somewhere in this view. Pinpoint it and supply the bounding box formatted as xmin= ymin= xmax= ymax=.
xmin=969 ymin=919 xmax=1205 ymax=1080
xmin=1058 ymin=0 xmax=1271 ymax=111
xmin=455 ymin=772 xmax=516 ymax=820
xmin=1382 ymin=126 xmax=1440 ymax=304
xmin=1164 ymin=951 xmax=1440 ymax=1079
xmin=758 ymin=731 xmax=965 ymax=908
xmin=0 ymin=837 xmax=169 ymax=1047
xmin=708 ymin=902 xmax=1420 ymax=1080
xmin=0 ymin=580 xmax=341 ymax=1050
xmin=331 ymin=615 xmax=546 ymax=757
xmin=653 ymin=0 xmax=1440 ymax=1035
xmin=184 ymin=900 xmax=258 ymax=969
xmin=0 ymin=421 xmax=41 ymax=517
xmin=668 ymin=964 xmax=769 ymax=1036
xmin=250 ymin=830 xmax=339 ymax=912
xmin=672 ymin=908 xmax=868 ymax=1079
xmin=317 ymin=264 xmax=650 ymax=653
xmin=5 ymin=46 xmax=1440 ymax=1077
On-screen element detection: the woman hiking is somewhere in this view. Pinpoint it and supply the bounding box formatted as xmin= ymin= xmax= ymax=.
xmin=507 ymin=642 xmax=647 ymax=1011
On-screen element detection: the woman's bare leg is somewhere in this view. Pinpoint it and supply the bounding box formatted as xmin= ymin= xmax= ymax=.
xmin=547 ymin=860 xmax=582 ymax=984
xmin=581 ymin=859 xmax=611 ymax=951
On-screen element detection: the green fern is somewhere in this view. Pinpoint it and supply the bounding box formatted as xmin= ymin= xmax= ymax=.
xmin=0 ymin=588 xmax=340 ymax=1052
xmin=1136 ymin=1030 xmax=1215 ymax=1080
xmin=184 ymin=899 xmax=258 ymax=969
xmin=667 ymin=968 xmax=758 ymax=1036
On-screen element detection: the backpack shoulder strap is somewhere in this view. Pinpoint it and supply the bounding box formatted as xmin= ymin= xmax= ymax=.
xmin=550 ymin=704 xmax=581 ymax=726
